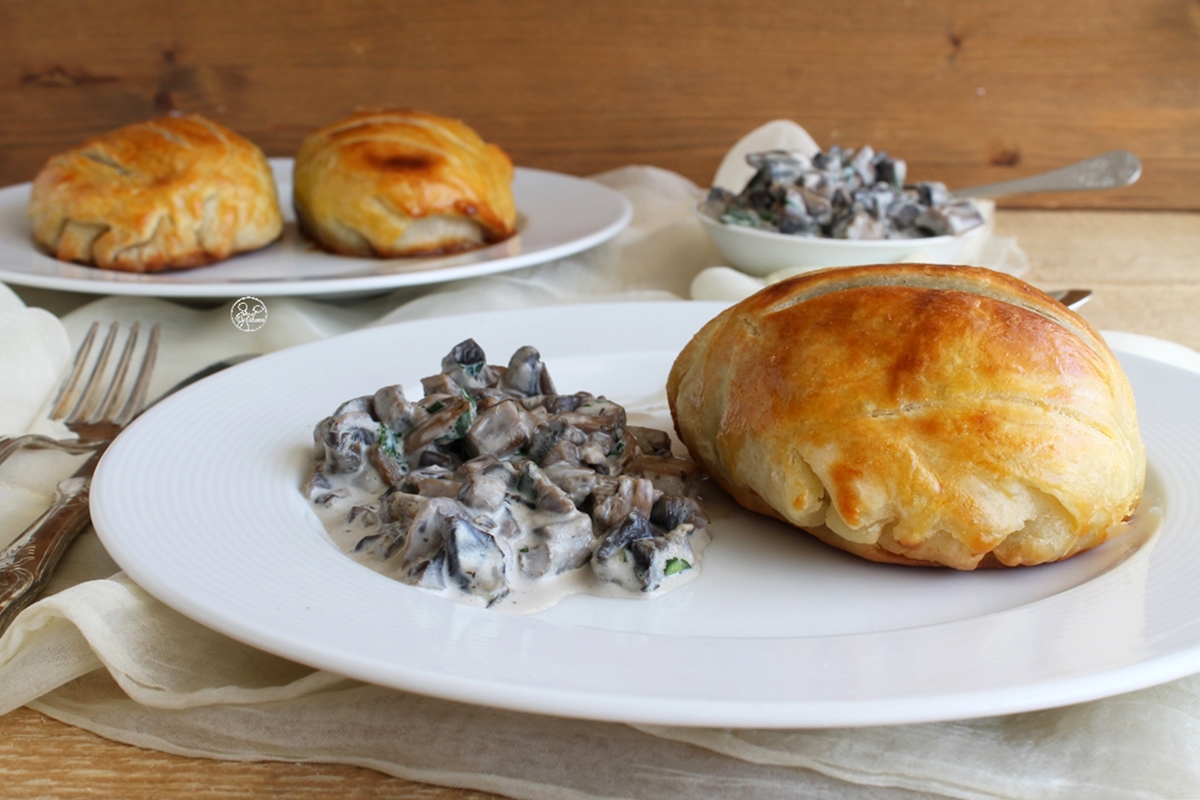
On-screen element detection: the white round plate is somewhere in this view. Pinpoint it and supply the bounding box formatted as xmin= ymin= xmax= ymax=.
xmin=92 ymin=302 xmax=1200 ymax=728
xmin=0 ymin=160 xmax=631 ymax=298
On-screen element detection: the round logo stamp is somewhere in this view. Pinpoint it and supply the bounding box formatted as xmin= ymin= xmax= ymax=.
xmin=231 ymin=296 xmax=268 ymax=332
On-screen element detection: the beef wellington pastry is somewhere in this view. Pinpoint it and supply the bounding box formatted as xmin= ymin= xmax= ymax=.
xmin=667 ymin=264 xmax=1146 ymax=569
xmin=292 ymin=109 xmax=516 ymax=257
xmin=28 ymin=114 xmax=283 ymax=272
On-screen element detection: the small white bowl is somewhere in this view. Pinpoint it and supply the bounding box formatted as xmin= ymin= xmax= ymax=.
xmin=694 ymin=202 xmax=991 ymax=277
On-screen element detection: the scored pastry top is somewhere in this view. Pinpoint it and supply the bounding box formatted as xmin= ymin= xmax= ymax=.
xmin=293 ymin=109 xmax=516 ymax=258
xmin=668 ymin=264 xmax=1145 ymax=570
xmin=28 ymin=114 xmax=283 ymax=272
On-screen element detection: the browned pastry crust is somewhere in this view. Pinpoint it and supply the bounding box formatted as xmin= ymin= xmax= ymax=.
xmin=667 ymin=264 xmax=1146 ymax=570
xmin=28 ymin=114 xmax=283 ymax=272
xmin=292 ymin=109 xmax=516 ymax=258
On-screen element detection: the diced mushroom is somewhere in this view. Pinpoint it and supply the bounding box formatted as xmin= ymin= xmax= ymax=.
xmin=471 ymin=388 xmax=511 ymax=413
xmin=627 ymin=426 xmax=673 ymax=457
xmin=403 ymin=398 xmax=472 ymax=456
xmin=540 ymin=439 xmax=582 ymax=468
xmin=420 ymin=372 xmax=460 ymax=397
xmin=440 ymin=339 xmax=498 ymax=390
xmin=592 ymin=513 xmax=696 ymax=592
xmin=591 ymin=512 xmax=656 ymax=591
xmin=594 ymin=512 xmax=655 ymax=561
xmin=559 ymin=404 xmax=624 ymax=435
xmin=522 ymin=462 xmax=577 ymax=516
xmin=396 ymin=497 xmax=462 ymax=572
xmin=417 ymin=449 xmax=455 ymax=469
xmin=517 ymin=543 xmax=551 ymax=577
xmin=465 ymin=399 xmax=529 ymax=458
xmin=527 ymin=514 xmax=594 ymax=576
xmin=444 ymin=516 xmax=508 ymax=603
xmin=936 ymin=201 xmax=984 ymax=236
xmin=381 ymin=490 xmax=425 ymax=526
xmin=372 ymin=385 xmax=427 ymax=433
xmin=458 ymin=472 xmax=508 ymax=512
xmin=412 ymin=550 xmax=447 ymax=589
xmin=650 ymin=495 xmax=709 ymax=532
xmin=544 ymin=393 xmax=588 ymax=414
xmin=577 ymin=442 xmax=610 ymax=474
xmin=529 ymin=418 xmax=587 ymax=463
xmin=626 ymin=528 xmax=696 ymax=592
xmin=623 ymin=455 xmax=699 ymax=496
xmin=303 ymin=468 xmax=331 ymax=498
xmin=592 ymin=475 xmax=658 ymax=530
xmin=501 ymin=345 xmax=555 ymax=397
xmin=335 ymin=396 xmax=375 ymax=417
xmin=911 ymin=180 xmax=951 ymax=207
xmin=320 ymin=411 xmax=378 ymax=474
xmin=541 ymin=462 xmax=598 ymax=507
xmin=355 ymin=521 xmax=406 ymax=560
xmin=456 ymin=453 xmax=500 ymax=476
xmin=417 ymin=394 xmax=455 ymax=413
xmin=369 ymin=444 xmax=408 ymax=486
xmin=401 ymin=465 xmax=462 ymax=498
xmin=348 ymin=505 xmax=379 ymax=527
xmin=458 ymin=456 xmax=519 ymax=492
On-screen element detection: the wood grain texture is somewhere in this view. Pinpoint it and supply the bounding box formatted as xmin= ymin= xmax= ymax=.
xmin=0 ymin=707 xmax=507 ymax=800
xmin=1 ymin=0 xmax=1198 ymax=208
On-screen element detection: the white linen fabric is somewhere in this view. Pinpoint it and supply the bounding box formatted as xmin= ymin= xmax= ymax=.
xmin=3 ymin=126 xmax=1200 ymax=799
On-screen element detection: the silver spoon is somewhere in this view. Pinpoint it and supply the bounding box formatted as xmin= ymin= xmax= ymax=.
xmin=951 ymin=151 xmax=1141 ymax=200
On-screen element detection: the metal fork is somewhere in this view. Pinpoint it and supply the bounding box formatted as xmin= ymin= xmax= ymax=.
xmin=0 ymin=321 xmax=161 ymax=467
xmin=0 ymin=321 xmax=160 ymax=634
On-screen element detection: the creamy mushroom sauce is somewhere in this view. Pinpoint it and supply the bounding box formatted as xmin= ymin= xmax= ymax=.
xmin=304 ymin=340 xmax=710 ymax=613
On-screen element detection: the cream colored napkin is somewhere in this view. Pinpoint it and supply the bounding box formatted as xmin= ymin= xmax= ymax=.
xmin=4 ymin=138 xmax=1200 ymax=799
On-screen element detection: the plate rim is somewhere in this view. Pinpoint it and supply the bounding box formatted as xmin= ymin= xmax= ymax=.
xmin=89 ymin=301 xmax=1200 ymax=728
xmin=0 ymin=163 xmax=632 ymax=298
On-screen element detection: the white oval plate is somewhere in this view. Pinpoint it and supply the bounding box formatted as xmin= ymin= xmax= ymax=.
xmin=91 ymin=302 xmax=1200 ymax=728
xmin=0 ymin=160 xmax=631 ymax=298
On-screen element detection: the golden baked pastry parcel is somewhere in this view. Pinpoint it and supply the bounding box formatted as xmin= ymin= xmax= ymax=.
xmin=28 ymin=114 xmax=283 ymax=272
xmin=668 ymin=264 xmax=1146 ymax=570
xmin=292 ymin=109 xmax=517 ymax=258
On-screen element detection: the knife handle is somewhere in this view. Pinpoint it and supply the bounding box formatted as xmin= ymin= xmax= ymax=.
xmin=0 ymin=475 xmax=92 ymax=635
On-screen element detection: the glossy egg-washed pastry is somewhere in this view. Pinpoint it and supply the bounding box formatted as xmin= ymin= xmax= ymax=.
xmin=28 ymin=114 xmax=283 ymax=272
xmin=293 ymin=109 xmax=517 ymax=258
xmin=668 ymin=264 xmax=1145 ymax=569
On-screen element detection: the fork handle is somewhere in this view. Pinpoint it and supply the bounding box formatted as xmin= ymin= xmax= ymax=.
xmin=0 ymin=433 xmax=101 ymax=468
xmin=0 ymin=469 xmax=94 ymax=636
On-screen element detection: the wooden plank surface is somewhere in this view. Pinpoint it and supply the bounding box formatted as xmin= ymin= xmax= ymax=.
xmin=2 ymin=0 xmax=1198 ymax=208
xmin=0 ymin=707 xmax=505 ymax=799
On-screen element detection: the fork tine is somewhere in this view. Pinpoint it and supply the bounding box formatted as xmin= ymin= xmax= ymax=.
xmin=114 ymin=323 xmax=161 ymax=425
xmin=91 ymin=322 xmax=140 ymax=423
xmin=0 ymin=321 xmax=161 ymax=473
xmin=48 ymin=321 xmax=99 ymax=420
xmin=61 ymin=321 xmax=119 ymax=424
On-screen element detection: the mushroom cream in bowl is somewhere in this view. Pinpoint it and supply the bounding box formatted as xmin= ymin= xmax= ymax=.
xmin=698 ymin=146 xmax=989 ymax=275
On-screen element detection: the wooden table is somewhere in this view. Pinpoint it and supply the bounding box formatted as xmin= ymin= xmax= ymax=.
xmin=1 ymin=208 xmax=1197 ymax=798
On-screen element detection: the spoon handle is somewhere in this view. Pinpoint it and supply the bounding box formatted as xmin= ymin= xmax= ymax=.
xmin=952 ymin=150 xmax=1141 ymax=200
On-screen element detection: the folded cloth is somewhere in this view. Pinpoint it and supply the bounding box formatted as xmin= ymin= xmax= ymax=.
xmin=3 ymin=134 xmax=1200 ymax=800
